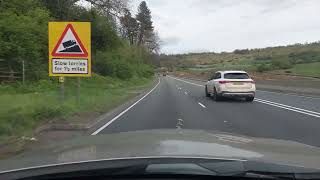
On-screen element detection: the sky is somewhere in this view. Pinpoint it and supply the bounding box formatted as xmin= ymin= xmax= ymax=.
xmin=130 ymin=0 xmax=320 ymax=54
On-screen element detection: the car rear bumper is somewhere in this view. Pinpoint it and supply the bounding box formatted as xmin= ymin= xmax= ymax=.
xmin=220 ymin=91 xmax=255 ymax=97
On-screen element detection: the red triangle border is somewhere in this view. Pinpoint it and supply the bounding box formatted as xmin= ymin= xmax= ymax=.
xmin=51 ymin=24 xmax=88 ymax=57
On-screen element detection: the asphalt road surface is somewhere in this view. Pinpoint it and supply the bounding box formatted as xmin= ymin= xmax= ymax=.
xmin=93 ymin=76 xmax=320 ymax=147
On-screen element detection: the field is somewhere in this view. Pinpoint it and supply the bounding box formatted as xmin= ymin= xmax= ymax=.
xmin=277 ymin=62 xmax=320 ymax=77
xmin=0 ymin=74 xmax=154 ymax=143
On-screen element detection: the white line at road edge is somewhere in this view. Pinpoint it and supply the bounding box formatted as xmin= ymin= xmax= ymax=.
xmin=254 ymin=99 xmax=320 ymax=118
xmin=91 ymin=78 xmax=161 ymax=135
xmin=256 ymin=90 xmax=320 ymax=99
xmin=169 ymin=76 xmax=320 ymax=118
xmin=198 ymin=102 xmax=206 ymax=108
xmin=255 ymin=98 xmax=320 ymax=115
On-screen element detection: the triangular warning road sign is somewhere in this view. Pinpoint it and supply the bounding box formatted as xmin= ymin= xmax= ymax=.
xmin=51 ymin=24 xmax=88 ymax=57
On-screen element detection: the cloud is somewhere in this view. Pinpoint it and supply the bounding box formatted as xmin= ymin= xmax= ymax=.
xmin=162 ymin=36 xmax=181 ymax=46
xmin=131 ymin=0 xmax=320 ymax=54
xmin=256 ymin=0 xmax=298 ymax=14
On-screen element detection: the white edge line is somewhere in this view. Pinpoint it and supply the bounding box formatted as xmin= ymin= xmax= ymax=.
xmin=254 ymin=99 xmax=320 ymax=118
xmin=256 ymin=90 xmax=320 ymax=99
xmin=198 ymin=102 xmax=206 ymax=108
xmin=255 ymin=98 xmax=320 ymax=115
xmin=0 ymin=156 xmax=246 ymax=174
xmin=170 ymin=76 xmax=320 ymax=118
xmin=91 ymin=78 xmax=161 ymax=135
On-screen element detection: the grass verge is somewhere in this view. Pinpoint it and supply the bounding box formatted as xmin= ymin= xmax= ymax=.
xmin=0 ymin=74 xmax=154 ymax=144
xmin=281 ymin=62 xmax=320 ymax=77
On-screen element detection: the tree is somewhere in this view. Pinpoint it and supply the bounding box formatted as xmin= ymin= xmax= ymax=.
xmin=136 ymin=1 xmax=154 ymax=45
xmin=120 ymin=9 xmax=139 ymax=45
xmin=135 ymin=1 xmax=161 ymax=53
xmin=145 ymin=31 xmax=161 ymax=54
xmin=84 ymin=0 xmax=128 ymax=19
xmin=42 ymin=0 xmax=79 ymax=20
xmin=0 ymin=0 xmax=50 ymax=80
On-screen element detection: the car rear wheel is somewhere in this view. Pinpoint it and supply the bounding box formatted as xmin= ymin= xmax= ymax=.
xmin=246 ymin=97 xmax=255 ymax=102
xmin=205 ymin=86 xmax=210 ymax=97
xmin=213 ymin=88 xmax=223 ymax=101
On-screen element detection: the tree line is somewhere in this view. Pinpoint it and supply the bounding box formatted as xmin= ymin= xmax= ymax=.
xmin=0 ymin=0 xmax=159 ymax=81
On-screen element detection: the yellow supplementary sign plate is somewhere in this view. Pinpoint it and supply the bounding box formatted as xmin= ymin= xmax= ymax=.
xmin=49 ymin=22 xmax=91 ymax=77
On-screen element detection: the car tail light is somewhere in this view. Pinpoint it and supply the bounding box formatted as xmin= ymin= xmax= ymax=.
xmin=218 ymin=80 xmax=230 ymax=84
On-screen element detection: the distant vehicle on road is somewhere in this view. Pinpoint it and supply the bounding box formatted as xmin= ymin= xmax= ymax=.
xmin=205 ymin=71 xmax=256 ymax=102
xmin=163 ymin=73 xmax=167 ymax=76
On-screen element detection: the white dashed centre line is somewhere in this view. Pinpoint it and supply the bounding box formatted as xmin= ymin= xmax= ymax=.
xmin=198 ymin=102 xmax=206 ymax=108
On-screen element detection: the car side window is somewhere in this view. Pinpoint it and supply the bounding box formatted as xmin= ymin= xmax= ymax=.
xmin=214 ymin=73 xmax=221 ymax=79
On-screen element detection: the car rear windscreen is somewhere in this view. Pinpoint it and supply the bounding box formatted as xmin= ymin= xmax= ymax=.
xmin=224 ymin=73 xmax=249 ymax=79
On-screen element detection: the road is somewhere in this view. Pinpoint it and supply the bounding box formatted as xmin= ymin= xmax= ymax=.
xmin=92 ymin=76 xmax=320 ymax=147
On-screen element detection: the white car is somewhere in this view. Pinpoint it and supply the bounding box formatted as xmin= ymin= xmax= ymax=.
xmin=205 ymin=71 xmax=256 ymax=102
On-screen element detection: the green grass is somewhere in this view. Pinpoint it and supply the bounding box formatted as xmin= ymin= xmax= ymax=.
xmin=0 ymin=74 xmax=154 ymax=142
xmin=284 ymin=62 xmax=320 ymax=77
xmin=186 ymin=59 xmax=255 ymax=72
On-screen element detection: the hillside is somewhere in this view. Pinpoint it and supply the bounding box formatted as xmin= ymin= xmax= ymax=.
xmin=159 ymin=42 xmax=320 ymax=77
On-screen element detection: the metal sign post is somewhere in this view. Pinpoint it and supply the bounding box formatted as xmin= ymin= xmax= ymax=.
xmin=77 ymin=77 xmax=80 ymax=104
xmin=59 ymin=77 xmax=65 ymax=101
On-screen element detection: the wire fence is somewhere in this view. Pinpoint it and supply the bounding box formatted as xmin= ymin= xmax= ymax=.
xmin=0 ymin=59 xmax=23 ymax=84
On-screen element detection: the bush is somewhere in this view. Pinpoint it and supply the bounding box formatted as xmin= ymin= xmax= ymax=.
xmin=256 ymin=63 xmax=271 ymax=72
xmin=271 ymin=56 xmax=293 ymax=69
xmin=288 ymin=51 xmax=320 ymax=64
xmin=115 ymin=62 xmax=133 ymax=79
xmin=255 ymin=56 xmax=272 ymax=61
xmin=94 ymin=45 xmax=154 ymax=79
xmin=233 ymin=49 xmax=249 ymax=54
xmin=0 ymin=0 xmax=50 ymax=81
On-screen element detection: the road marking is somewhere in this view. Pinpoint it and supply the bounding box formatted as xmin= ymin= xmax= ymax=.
xmin=198 ymin=102 xmax=206 ymax=108
xmin=176 ymin=118 xmax=184 ymax=129
xmin=169 ymin=76 xmax=320 ymax=118
xmin=255 ymin=98 xmax=320 ymax=115
xmin=91 ymin=78 xmax=161 ymax=135
xmin=254 ymin=99 xmax=320 ymax=118
xmin=177 ymin=118 xmax=184 ymax=122
xmin=184 ymin=91 xmax=188 ymax=95
xmin=212 ymin=134 xmax=253 ymax=143
xmin=169 ymin=76 xmax=204 ymax=87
